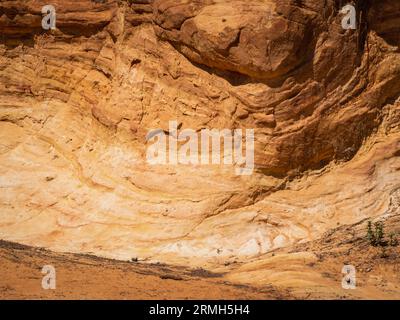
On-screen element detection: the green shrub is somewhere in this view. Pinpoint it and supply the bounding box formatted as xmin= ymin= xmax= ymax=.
xmin=366 ymin=220 xmax=399 ymax=248
xmin=374 ymin=221 xmax=384 ymax=246
xmin=367 ymin=221 xmax=375 ymax=245
xmin=389 ymin=233 xmax=398 ymax=247
xmin=366 ymin=221 xmax=385 ymax=246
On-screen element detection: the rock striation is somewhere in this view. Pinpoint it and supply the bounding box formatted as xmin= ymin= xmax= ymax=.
xmin=0 ymin=0 xmax=399 ymax=274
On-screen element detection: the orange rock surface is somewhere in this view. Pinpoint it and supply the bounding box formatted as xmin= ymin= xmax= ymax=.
xmin=0 ymin=0 xmax=399 ymax=299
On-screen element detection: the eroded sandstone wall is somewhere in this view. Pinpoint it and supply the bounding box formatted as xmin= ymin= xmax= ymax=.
xmin=0 ymin=0 xmax=399 ymax=266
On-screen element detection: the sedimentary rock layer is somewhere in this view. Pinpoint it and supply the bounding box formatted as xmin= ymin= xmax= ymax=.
xmin=0 ymin=0 xmax=399 ymax=270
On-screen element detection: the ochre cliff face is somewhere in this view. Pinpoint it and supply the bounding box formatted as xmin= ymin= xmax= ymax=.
xmin=153 ymin=0 xmax=400 ymax=176
xmin=0 ymin=0 xmax=399 ymax=269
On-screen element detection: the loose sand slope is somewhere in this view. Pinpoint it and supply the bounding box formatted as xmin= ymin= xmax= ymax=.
xmin=1 ymin=213 xmax=399 ymax=299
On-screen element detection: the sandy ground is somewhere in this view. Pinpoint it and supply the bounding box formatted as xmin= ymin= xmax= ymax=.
xmin=0 ymin=240 xmax=285 ymax=300
xmin=227 ymin=214 xmax=400 ymax=300
xmin=1 ymin=214 xmax=399 ymax=300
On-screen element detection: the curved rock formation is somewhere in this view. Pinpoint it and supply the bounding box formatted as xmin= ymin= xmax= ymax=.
xmin=0 ymin=0 xmax=399 ymax=297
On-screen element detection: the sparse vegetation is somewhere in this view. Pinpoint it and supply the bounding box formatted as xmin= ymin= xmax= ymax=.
xmin=367 ymin=221 xmax=375 ymax=245
xmin=366 ymin=220 xmax=384 ymax=246
xmin=389 ymin=232 xmax=398 ymax=247
xmin=366 ymin=220 xmax=398 ymax=248
xmin=374 ymin=221 xmax=384 ymax=246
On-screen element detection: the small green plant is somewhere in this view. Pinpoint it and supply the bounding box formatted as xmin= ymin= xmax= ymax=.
xmin=367 ymin=221 xmax=375 ymax=245
xmin=389 ymin=233 xmax=398 ymax=246
xmin=374 ymin=221 xmax=384 ymax=246
xmin=366 ymin=220 xmax=398 ymax=248
xmin=366 ymin=220 xmax=385 ymax=246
